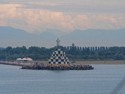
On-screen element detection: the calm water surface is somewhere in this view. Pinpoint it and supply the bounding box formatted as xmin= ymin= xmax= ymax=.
xmin=0 ymin=64 xmax=125 ymax=94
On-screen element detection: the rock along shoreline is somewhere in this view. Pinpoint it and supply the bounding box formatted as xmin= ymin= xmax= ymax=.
xmin=0 ymin=61 xmax=94 ymax=70
xmin=21 ymin=63 xmax=94 ymax=70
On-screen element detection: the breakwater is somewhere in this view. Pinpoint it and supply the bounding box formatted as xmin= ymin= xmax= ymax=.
xmin=0 ymin=61 xmax=22 ymax=66
xmin=0 ymin=61 xmax=94 ymax=70
xmin=22 ymin=63 xmax=94 ymax=70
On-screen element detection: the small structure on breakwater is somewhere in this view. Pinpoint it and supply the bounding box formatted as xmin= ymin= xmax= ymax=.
xmin=17 ymin=57 xmax=33 ymax=62
xmin=22 ymin=39 xmax=94 ymax=70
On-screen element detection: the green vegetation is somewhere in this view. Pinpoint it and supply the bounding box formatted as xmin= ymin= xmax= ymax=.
xmin=0 ymin=45 xmax=125 ymax=61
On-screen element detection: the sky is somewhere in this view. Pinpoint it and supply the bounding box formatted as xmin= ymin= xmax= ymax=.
xmin=0 ymin=0 xmax=125 ymax=33
xmin=0 ymin=0 xmax=125 ymax=47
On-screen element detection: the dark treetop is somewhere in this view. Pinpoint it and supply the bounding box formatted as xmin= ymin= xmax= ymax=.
xmin=0 ymin=45 xmax=125 ymax=61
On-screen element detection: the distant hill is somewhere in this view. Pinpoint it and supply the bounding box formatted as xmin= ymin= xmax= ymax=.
xmin=61 ymin=29 xmax=125 ymax=46
xmin=0 ymin=26 xmax=29 ymax=38
xmin=63 ymin=29 xmax=125 ymax=39
xmin=0 ymin=26 xmax=125 ymax=47
xmin=0 ymin=26 xmax=56 ymax=47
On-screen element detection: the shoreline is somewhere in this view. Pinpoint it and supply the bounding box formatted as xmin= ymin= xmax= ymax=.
xmin=0 ymin=60 xmax=125 ymax=66
xmin=0 ymin=60 xmax=125 ymax=70
xmin=75 ymin=60 xmax=125 ymax=64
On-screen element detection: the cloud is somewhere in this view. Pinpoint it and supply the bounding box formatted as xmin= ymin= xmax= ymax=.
xmin=13 ymin=0 xmax=125 ymax=13
xmin=0 ymin=3 xmax=125 ymax=34
xmin=0 ymin=3 xmax=90 ymax=33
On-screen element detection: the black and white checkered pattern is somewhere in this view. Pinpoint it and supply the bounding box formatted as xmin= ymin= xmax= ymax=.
xmin=48 ymin=49 xmax=70 ymax=64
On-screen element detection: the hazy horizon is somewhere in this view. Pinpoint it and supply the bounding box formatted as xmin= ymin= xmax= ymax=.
xmin=0 ymin=0 xmax=125 ymax=47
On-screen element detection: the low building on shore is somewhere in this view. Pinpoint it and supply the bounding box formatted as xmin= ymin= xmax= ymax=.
xmin=16 ymin=57 xmax=33 ymax=62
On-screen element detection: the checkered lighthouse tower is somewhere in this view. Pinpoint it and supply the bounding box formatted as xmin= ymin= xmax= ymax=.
xmin=48 ymin=39 xmax=70 ymax=65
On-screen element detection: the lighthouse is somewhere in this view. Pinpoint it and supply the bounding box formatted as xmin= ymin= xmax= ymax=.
xmin=48 ymin=39 xmax=70 ymax=65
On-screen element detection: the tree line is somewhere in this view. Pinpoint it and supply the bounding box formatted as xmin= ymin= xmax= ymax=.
xmin=0 ymin=45 xmax=125 ymax=61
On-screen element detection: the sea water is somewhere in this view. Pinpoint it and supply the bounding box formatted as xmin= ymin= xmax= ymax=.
xmin=0 ymin=64 xmax=125 ymax=94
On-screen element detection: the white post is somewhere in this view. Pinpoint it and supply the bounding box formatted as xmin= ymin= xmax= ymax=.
xmin=56 ymin=38 xmax=60 ymax=47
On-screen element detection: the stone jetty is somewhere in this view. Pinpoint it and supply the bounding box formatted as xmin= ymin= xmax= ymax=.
xmin=0 ymin=61 xmax=94 ymax=70
xmin=21 ymin=63 xmax=94 ymax=70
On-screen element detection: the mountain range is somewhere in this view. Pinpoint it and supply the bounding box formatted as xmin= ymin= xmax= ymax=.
xmin=0 ymin=26 xmax=125 ymax=47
